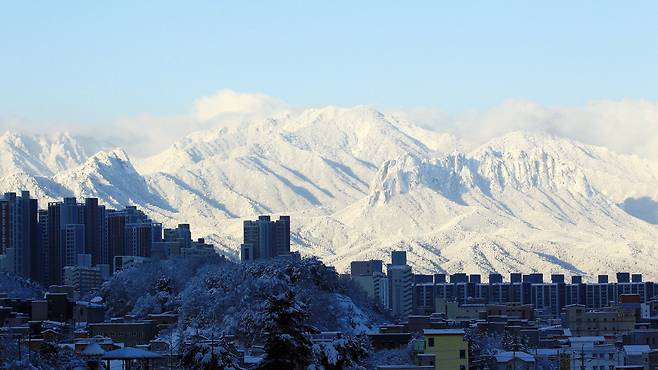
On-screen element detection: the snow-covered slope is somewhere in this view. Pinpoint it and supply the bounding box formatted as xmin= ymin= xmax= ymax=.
xmin=297 ymin=132 xmax=658 ymax=277
xmin=141 ymin=106 xmax=457 ymax=218
xmin=2 ymin=109 xmax=658 ymax=279
xmin=0 ymin=132 xmax=108 ymax=176
xmin=53 ymin=149 xmax=170 ymax=210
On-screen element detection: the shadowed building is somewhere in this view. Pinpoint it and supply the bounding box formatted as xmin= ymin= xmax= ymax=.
xmin=240 ymin=215 xmax=291 ymax=262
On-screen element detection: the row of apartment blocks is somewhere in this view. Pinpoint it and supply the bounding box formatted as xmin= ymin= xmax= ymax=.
xmin=0 ymin=191 xmax=220 ymax=296
xmin=350 ymin=251 xmax=657 ymax=319
xmin=412 ymin=271 xmax=655 ymax=318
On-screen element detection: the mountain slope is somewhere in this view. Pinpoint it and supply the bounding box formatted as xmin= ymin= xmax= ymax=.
xmin=2 ymin=113 xmax=658 ymax=280
xmin=294 ymin=134 xmax=658 ymax=277
xmin=142 ymin=106 xmax=458 ymax=219
xmin=0 ymin=132 xmax=109 ymax=176
xmin=54 ymin=149 xmax=170 ymax=210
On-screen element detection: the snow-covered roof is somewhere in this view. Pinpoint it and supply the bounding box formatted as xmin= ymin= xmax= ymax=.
xmin=244 ymin=355 xmax=264 ymax=364
xmin=624 ymin=345 xmax=651 ymax=354
xmin=423 ymin=329 xmax=465 ymax=335
xmin=495 ymin=351 xmax=536 ymax=363
xmin=102 ymin=347 xmax=163 ymax=359
xmin=535 ymin=348 xmax=559 ymax=356
xmin=81 ymin=342 xmax=105 ymax=356
xmin=569 ymin=336 xmax=605 ymax=343
xmin=90 ymin=296 xmax=103 ymax=303
xmin=75 ymin=301 xmax=105 ymax=308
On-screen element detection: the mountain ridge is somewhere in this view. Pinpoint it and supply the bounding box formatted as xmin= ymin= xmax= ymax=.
xmin=2 ymin=107 xmax=658 ymax=279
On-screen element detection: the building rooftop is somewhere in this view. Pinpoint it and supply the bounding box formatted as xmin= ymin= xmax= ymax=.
xmin=495 ymin=351 xmax=535 ymax=363
xmin=81 ymin=342 xmax=105 ymax=356
xmin=535 ymin=349 xmax=559 ymax=356
xmin=624 ymin=345 xmax=651 ymax=354
xmin=102 ymin=347 xmax=163 ymax=359
xmin=423 ymin=329 xmax=465 ymax=335
xmin=568 ymin=336 xmax=606 ymax=343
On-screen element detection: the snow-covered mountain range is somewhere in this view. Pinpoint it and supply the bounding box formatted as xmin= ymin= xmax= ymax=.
xmin=2 ymin=107 xmax=658 ymax=279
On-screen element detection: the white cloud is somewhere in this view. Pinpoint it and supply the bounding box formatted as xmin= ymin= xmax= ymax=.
xmin=107 ymin=90 xmax=291 ymax=157
xmin=0 ymin=90 xmax=291 ymax=158
xmin=395 ymin=99 xmax=658 ymax=160
xmin=3 ymin=90 xmax=658 ymax=162
xmin=193 ymin=89 xmax=289 ymax=122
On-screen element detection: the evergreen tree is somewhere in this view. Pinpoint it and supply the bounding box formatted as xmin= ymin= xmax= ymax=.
xmin=180 ymin=336 xmax=243 ymax=370
xmin=501 ymin=331 xmax=529 ymax=352
xmin=311 ymin=334 xmax=371 ymax=370
xmin=257 ymin=290 xmax=314 ymax=370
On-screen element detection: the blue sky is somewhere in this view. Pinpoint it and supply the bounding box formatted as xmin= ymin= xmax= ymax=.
xmin=1 ymin=1 xmax=657 ymax=125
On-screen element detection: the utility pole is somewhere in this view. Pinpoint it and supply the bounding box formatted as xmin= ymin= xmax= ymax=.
xmin=211 ymin=329 xmax=215 ymax=364
xmin=168 ymin=329 xmax=174 ymax=370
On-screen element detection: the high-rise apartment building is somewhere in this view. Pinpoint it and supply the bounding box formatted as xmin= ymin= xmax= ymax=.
xmin=240 ymin=215 xmax=291 ymax=262
xmin=164 ymin=224 xmax=192 ymax=248
xmin=46 ymin=197 xmax=85 ymax=285
xmin=63 ymin=223 xmax=85 ymax=267
xmin=350 ymin=259 xmax=389 ymax=308
xmin=106 ymin=206 xmax=152 ymax=271
xmin=38 ymin=209 xmax=49 ymax=284
xmin=0 ymin=191 xmax=40 ymax=281
xmin=125 ymin=222 xmax=153 ymax=257
xmin=84 ymin=198 xmax=107 ymax=266
xmin=387 ymin=250 xmax=413 ymax=319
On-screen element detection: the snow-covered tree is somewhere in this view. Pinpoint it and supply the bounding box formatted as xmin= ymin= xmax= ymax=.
xmin=0 ymin=330 xmax=85 ymax=369
xmin=310 ymin=334 xmax=371 ymax=370
xmin=101 ymin=255 xmax=379 ymax=356
xmin=101 ymin=255 xmax=225 ymax=317
xmin=0 ymin=272 xmax=44 ymax=299
xmin=257 ymin=290 xmax=315 ymax=370
xmin=501 ymin=331 xmax=529 ymax=352
xmin=365 ymin=342 xmax=414 ymax=370
xmin=179 ymin=336 xmax=243 ymax=370
xmin=465 ymin=329 xmax=501 ymax=358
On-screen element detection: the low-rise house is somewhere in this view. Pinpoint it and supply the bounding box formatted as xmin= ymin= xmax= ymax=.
xmin=623 ymin=345 xmax=650 ymax=369
xmin=623 ymin=329 xmax=658 ymax=349
xmin=564 ymin=304 xmax=636 ymax=336
xmin=88 ymin=319 xmax=157 ymax=347
xmin=566 ymin=336 xmax=620 ymax=370
xmin=422 ymin=329 xmax=468 ymax=370
xmin=369 ymin=332 xmax=414 ymax=350
xmin=494 ymin=351 xmax=536 ymax=370
xmin=486 ymin=303 xmax=535 ymax=321
xmin=73 ymin=301 xmax=106 ymax=323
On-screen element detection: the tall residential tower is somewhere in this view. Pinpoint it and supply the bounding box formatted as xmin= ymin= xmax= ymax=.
xmin=240 ymin=215 xmax=291 ymax=262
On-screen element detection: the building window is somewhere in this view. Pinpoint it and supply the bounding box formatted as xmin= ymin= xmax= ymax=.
xmin=460 ymin=349 xmax=466 ymax=359
xmin=428 ymin=337 xmax=434 ymax=347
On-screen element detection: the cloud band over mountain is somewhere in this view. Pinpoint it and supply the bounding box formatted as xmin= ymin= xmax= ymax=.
xmin=2 ymin=90 xmax=658 ymax=162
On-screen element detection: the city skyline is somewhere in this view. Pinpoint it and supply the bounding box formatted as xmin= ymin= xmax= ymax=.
xmin=2 ymin=2 xmax=658 ymax=368
xmin=2 ymin=189 xmax=658 ymax=369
